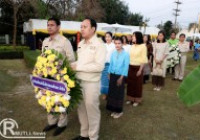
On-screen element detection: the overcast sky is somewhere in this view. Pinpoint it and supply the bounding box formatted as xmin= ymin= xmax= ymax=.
xmin=123 ymin=0 xmax=200 ymax=28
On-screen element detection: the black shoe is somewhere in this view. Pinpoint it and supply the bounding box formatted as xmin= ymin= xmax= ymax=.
xmin=43 ymin=124 xmax=57 ymax=132
xmin=172 ymin=78 xmax=177 ymax=81
xmin=53 ymin=126 xmax=66 ymax=136
xmin=178 ymin=79 xmax=183 ymax=82
xmin=72 ymin=136 xmax=90 ymax=140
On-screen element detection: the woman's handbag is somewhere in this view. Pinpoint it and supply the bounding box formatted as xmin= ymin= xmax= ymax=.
xmin=152 ymin=64 xmax=163 ymax=76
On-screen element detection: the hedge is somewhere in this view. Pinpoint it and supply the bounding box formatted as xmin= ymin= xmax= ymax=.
xmin=23 ymin=50 xmax=41 ymax=68
xmin=0 ymin=51 xmax=24 ymax=59
xmin=0 ymin=46 xmax=29 ymax=51
xmin=0 ymin=46 xmax=30 ymax=59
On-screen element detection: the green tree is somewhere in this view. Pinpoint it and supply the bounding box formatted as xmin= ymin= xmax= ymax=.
xmin=127 ymin=13 xmax=144 ymax=26
xmin=74 ymin=0 xmax=105 ymax=22
xmin=99 ymin=0 xmax=129 ymax=24
xmin=2 ymin=0 xmax=30 ymax=48
xmin=0 ymin=0 xmax=57 ymax=45
xmin=157 ymin=23 xmax=163 ymax=30
xmin=188 ymin=22 xmax=199 ymax=33
xmin=163 ymin=20 xmax=173 ymax=39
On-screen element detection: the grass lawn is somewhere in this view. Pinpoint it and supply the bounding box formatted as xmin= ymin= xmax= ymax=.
xmin=0 ymin=52 xmax=200 ymax=140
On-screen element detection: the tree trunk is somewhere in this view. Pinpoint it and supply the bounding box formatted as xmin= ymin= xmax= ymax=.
xmin=13 ymin=6 xmax=18 ymax=49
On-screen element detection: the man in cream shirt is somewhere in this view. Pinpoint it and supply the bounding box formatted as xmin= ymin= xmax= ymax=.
xmin=71 ymin=18 xmax=106 ymax=140
xmin=42 ymin=19 xmax=75 ymax=62
xmin=174 ymin=33 xmax=190 ymax=81
xmin=42 ymin=17 xmax=75 ymax=136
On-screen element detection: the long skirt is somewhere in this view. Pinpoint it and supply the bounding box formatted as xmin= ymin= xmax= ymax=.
xmin=152 ymin=75 xmax=165 ymax=87
xmin=106 ymin=74 xmax=125 ymax=113
xmin=101 ymin=63 xmax=110 ymax=94
xmin=127 ymin=65 xmax=143 ymax=103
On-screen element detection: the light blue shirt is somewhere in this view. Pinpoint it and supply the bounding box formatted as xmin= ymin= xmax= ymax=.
xmin=108 ymin=50 xmax=130 ymax=76
xmin=195 ymin=43 xmax=200 ymax=49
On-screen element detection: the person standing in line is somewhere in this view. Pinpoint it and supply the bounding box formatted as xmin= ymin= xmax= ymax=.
xmin=173 ymin=34 xmax=190 ymax=81
xmin=127 ymin=34 xmax=133 ymax=45
xmin=42 ymin=17 xmax=75 ymax=136
xmin=193 ymin=39 xmax=200 ymax=61
xmin=122 ymin=35 xmax=131 ymax=54
xmin=189 ymin=40 xmax=194 ymax=50
xmin=143 ymin=34 xmax=153 ymax=83
xmin=71 ymin=18 xmax=106 ymax=140
xmin=101 ymin=32 xmax=115 ymax=100
xmin=126 ymin=31 xmax=148 ymax=107
xmin=152 ymin=31 xmax=169 ymax=91
xmin=167 ymin=31 xmax=179 ymax=74
xmin=106 ymin=37 xmax=130 ymax=119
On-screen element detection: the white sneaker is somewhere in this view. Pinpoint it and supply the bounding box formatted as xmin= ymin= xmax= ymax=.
xmin=113 ymin=112 xmax=123 ymax=119
xmin=126 ymin=101 xmax=131 ymax=105
xmin=133 ymin=102 xmax=139 ymax=107
xmin=153 ymin=87 xmax=157 ymax=91
xmin=111 ymin=112 xmax=115 ymax=117
xmin=157 ymin=87 xmax=161 ymax=91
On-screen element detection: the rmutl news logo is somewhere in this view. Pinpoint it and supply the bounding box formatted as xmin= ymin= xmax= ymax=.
xmin=0 ymin=118 xmax=46 ymax=139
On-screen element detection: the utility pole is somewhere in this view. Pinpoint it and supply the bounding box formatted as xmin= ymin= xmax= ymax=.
xmin=160 ymin=20 xmax=163 ymax=30
xmin=173 ymin=0 xmax=182 ymax=29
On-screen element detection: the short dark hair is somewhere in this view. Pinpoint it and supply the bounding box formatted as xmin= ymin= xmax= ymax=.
xmin=84 ymin=17 xmax=97 ymax=32
xmin=170 ymin=31 xmax=176 ymax=36
xmin=179 ymin=33 xmax=186 ymax=38
xmin=133 ymin=31 xmax=143 ymax=44
xmin=121 ymin=35 xmax=128 ymax=44
xmin=48 ymin=17 xmax=61 ymax=26
xmin=114 ymin=36 xmax=123 ymax=43
xmin=105 ymin=32 xmax=113 ymax=37
xmin=157 ymin=30 xmax=166 ymax=43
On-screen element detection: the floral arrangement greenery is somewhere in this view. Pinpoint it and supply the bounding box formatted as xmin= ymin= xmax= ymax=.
xmin=167 ymin=44 xmax=181 ymax=68
xmin=32 ymin=49 xmax=82 ymax=114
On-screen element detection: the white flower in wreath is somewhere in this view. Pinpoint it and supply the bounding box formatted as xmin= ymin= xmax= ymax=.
xmin=35 ymin=94 xmax=40 ymax=99
xmin=55 ymin=95 xmax=60 ymax=103
xmin=46 ymin=96 xmax=51 ymax=102
xmin=59 ymin=106 xmax=66 ymax=112
xmin=171 ymin=45 xmax=176 ymax=49
xmin=63 ymin=94 xmax=71 ymax=100
xmin=35 ymin=90 xmax=42 ymax=99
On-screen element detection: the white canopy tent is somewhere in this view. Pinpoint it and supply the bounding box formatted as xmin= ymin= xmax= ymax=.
xmin=192 ymin=33 xmax=200 ymax=38
xmin=23 ymin=19 xmax=160 ymax=37
xmin=23 ymin=19 xmax=110 ymax=36
xmin=177 ymin=29 xmax=200 ymax=40
xmin=177 ymin=29 xmax=193 ymax=38
xmin=24 ymin=19 xmax=160 ymax=50
xmin=101 ymin=23 xmax=132 ymax=33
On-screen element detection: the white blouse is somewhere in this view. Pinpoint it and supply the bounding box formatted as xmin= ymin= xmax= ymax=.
xmin=178 ymin=41 xmax=190 ymax=53
xmin=105 ymin=42 xmax=116 ymax=63
xmin=123 ymin=44 xmax=131 ymax=54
